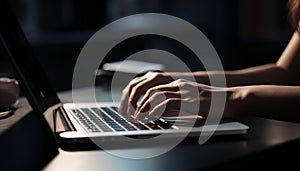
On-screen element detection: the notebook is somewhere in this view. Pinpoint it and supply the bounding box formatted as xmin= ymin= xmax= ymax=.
xmin=0 ymin=0 xmax=248 ymax=150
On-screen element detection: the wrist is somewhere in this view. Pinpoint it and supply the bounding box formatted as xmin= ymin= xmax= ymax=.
xmin=225 ymin=86 xmax=251 ymax=117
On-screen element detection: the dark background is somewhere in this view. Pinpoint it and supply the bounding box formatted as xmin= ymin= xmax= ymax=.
xmin=0 ymin=0 xmax=293 ymax=91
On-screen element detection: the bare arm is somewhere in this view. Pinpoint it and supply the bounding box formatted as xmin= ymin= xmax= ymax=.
xmin=169 ymin=33 xmax=300 ymax=87
xmin=236 ymin=85 xmax=300 ymax=122
xmin=132 ymin=83 xmax=300 ymax=123
xmin=175 ymin=64 xmax=290 ymax=87
xmin=119 ymin=32 xmax=300 ymax=118
xmin=277 ymin=32 xmax=300 ymax=84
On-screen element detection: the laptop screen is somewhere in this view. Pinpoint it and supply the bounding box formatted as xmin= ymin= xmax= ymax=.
xmin=0 ymin=0 xmax=60 ymax=114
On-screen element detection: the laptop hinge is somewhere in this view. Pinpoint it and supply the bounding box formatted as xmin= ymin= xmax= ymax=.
xmin=54 ymin=106 xmax=76 ymax=133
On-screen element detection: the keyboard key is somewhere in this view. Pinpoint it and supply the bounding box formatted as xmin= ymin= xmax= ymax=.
xmin=130 ymin=122 xmax=150 ymax=130
xmin=146 ymin=122 xmax=162 ymax=130
xmin=74 ymin=106 xmax=174 ymax=133
xmin=111 ymin=106 xmax=118 ymax=112
xmin=101 ymin=107 xmax=137 ymax=131
xmin=91 ymin=108 xmax=125 ymax=132
xmin=154 ymin=119 xmax=172 ymax=129
xmin=110 ymin=106 xmax=173 ymax=130
xmin=74 ymin=110 xmax=102 ymax=132
xmin=79 ymin=109 xmax=112 ymax=132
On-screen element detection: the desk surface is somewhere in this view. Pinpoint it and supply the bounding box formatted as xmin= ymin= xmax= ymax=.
xmin=44 ymin=117 xmax=300 ymax=171
xmin=1 ymin=87 xmax=300 ymax=171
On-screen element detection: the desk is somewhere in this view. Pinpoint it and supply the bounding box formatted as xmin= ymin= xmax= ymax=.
xmin=44 ymin=118 xmax=300 ymax=171
xmin=1 ymin=87 xmax=300 ymax=171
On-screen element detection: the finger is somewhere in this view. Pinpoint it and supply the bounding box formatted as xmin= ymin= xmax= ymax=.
xmin=126 ymin=79 xmax=153 ymax=115
xmin=135 ymin=91 xmax=181 ymax=118
xmin=136 ymin=84 xmax=179 ymax=111
xmin=125 ymin=72 xmax=174 ymax=115
xmin=127 ymin=79 xmax=173 ymax=115
xmin=146 ymin=98 xmax=182 ymax=119
xmin=150 ymin=98 xmax=203 ymax=118
xmin=118 ymin=77 xmax=146 ymax=115
xmin=119 ymin=88 xmax=130 ymax=115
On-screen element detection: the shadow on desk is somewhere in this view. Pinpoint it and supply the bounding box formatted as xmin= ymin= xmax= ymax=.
xmin=0 ymin=111 xmax=58 ymax=171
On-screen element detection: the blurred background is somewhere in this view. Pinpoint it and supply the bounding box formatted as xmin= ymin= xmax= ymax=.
xmin=0 ymin=0 xmax=293 ymax=91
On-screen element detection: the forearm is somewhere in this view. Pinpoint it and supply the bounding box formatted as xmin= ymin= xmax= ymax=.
xmin=236 ymin=85 xmax=300 ymax=122
xmin=199 ymin=63 xmax=295 ymax=86
xmin=168 ymin=63 xmax=293 ymax=87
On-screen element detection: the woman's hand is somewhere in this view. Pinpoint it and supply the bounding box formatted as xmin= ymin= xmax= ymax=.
xmin=133 ymin=79 xmax=244 ymax=120
xmin=119 ymin=72 xmax=246 ymax=121
xmin=119 ymin=72 xmax=175 ymax=116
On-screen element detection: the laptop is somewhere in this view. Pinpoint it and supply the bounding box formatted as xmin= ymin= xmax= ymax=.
xmin=0 ymin=1 xmax=249 ymax=150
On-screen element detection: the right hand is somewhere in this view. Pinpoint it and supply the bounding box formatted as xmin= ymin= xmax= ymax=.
xmin=118 ymin=72 xmax=174 ymax=116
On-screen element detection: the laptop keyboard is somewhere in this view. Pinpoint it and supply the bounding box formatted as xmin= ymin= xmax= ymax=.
xmin=72 ymin=107 xmax=174 ymax=133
